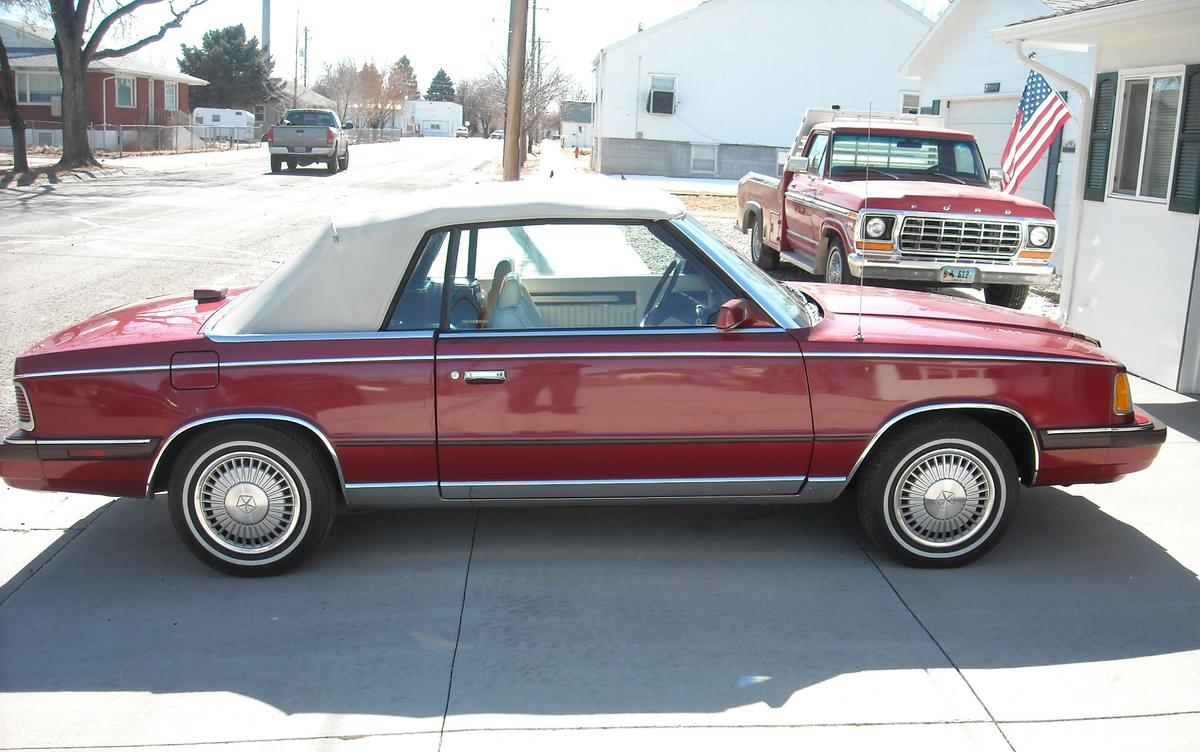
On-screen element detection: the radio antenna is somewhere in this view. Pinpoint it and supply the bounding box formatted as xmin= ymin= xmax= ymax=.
xmin=854 ymin=101 xmax=872 ymax=343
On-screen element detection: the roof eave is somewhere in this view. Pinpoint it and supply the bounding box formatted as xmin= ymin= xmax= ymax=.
xmin=992 ymin=0 xmax=1196 ymax=44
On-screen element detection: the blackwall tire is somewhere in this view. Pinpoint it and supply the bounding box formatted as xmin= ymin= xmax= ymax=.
xmin=984 ymin=284 xmax=1030 ymax=310
xmin=339 ymin=148 xmax=350 ymax=171
xmin=824 ymin=240 xmax=858 ymax=285
xmin=167 ymin=424 xmax=336 ymax=576
xmin=270 ymin=156 xmax=282 ymax=173
xmin=750 ymin=215 xmax=779 ymax=270
xmin=856 ymin=416 xmax=1019 ymax=567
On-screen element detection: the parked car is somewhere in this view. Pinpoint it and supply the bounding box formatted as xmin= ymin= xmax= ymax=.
xmin=455 ymin=126 xmax=470 ymax=138
xmin=490 ymin=129 xmax=504 ymax=139
xmin=0 ymin=183 xmax=1164 ymax=576
xmin=266 ymin=108 xmax=353 ymax=174
xmin=737 ymin=109 xmax=1056 ymax=309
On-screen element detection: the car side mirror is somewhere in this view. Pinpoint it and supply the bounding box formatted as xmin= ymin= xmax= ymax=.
xmin=344 ymin=122 xmax=355 ymax=130
xmin=785 ymin=156 xmax=809 ymax=174
xmin=988 ymin=167 xmax=1006 ymax=190
xmin=716 ymin=298 xmax=752 ymax=330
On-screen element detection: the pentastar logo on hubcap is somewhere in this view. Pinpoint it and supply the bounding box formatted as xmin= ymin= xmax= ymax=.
xmin=224 ymin=483 xmax=270 ymax=525
xmin=923 ymin=479 xmax=967 ymax=520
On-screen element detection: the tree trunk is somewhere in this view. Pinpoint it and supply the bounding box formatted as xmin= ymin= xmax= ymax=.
xmin=50 ymin=3 xmax=99 ymax=169
xmin=0 ymin=37 xmax=29 ymax=173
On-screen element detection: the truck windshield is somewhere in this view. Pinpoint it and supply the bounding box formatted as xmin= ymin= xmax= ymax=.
xmin=829 ymin=133 xmax=987 ymax=185
xmin=281 ymin=110 xmax=336 ymax=128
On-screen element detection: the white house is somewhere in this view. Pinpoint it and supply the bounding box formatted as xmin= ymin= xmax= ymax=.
xmin=591 ymin=0 xmax=931 ymax=179
xmin=993 ymin=0 xmax=1200 ymax=393
xmin=559 ymin=100 xmax=593 ymax=149
xmin=904 ymin=0 xmax=1097 ymax=265
xmin=394 ymin=100 xmax=463 ymax=137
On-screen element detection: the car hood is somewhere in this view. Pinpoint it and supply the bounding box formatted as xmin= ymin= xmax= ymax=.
xmin=841 ymin=180 xmax=1055 ymax=219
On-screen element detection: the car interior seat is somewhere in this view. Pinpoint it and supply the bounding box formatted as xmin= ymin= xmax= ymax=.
xmin=488 ymin=272 xmax=544 ymax=330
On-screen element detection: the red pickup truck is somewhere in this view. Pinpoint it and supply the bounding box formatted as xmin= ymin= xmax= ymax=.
xmin=736 ymin=110 xmax=1057 ymax=309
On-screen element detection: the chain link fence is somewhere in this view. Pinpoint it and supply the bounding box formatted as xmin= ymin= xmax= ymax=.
xmin=1 ymin=121 xmax=266 ymax=157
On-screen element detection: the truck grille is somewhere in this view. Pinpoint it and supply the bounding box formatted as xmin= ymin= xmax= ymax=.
xmin=898 ymin=217 xmax=1022 ymax=263
xmin=15 ymin=383 xmax=34 ymax=431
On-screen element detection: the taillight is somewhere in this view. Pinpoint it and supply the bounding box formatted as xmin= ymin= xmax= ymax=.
xmin=326 ymin=128 xmax=335 ymax=145
xmin=267 ymin=128 xmax=274 ymax=143
xmin=15 ymin=383 xmax=34 ymax=431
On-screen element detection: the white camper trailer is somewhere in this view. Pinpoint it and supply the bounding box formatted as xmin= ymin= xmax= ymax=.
xmin=192 ymin=108 xmax=256 ymax=141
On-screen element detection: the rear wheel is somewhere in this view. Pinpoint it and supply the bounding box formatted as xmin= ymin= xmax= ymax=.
xmin=856 ymin=416 xmax=1019 ymax=567
xmin=287 ymin=158 xmax=297 ymax=171
xmin=327 ymin=157 xmax=338 ymax=174
xmin=984 ymin=284 xmax=1030 ymax=310
xmin=338 ymin=148 xmax=350 ymax=171
xmin=750 ymin=214 xmax=778 ymax=270
xmin=270 ymin=156 xmax=282 ymax=173
xmin=168 ymin=424 xmax=336 ymax=576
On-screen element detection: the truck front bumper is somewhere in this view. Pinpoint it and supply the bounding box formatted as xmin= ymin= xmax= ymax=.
xmin=847 ymin=253 xmax=1055 ymax=287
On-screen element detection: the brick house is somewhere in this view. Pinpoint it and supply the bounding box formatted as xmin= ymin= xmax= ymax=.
xmin=1 ymin=19 xmax=207 ymax=130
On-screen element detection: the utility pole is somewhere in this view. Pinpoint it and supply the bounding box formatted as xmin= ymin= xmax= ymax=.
xmin=503 ymin=0 xmax=528 ymax=181
xmin=262 ymin=0 xmax=271 ymax=55
xmin=303 ymin=26 xmax=309 ymax=88
xmin=291 ymin=9 xmax=299 ymax=107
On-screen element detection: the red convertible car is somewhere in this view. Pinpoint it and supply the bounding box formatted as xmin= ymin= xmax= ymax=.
xmin=1 ymin=182 xmax=1165 ymax=575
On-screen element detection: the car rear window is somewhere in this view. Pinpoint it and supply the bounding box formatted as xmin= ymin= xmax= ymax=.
xmin=282 ymin=110 xmax=336 ymax=128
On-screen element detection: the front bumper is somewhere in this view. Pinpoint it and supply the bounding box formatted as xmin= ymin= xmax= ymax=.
xmin=1035 ymin=413 xmax=1167 ymax=486
xmin=847 ymin=253 xmax=1055 ymax=287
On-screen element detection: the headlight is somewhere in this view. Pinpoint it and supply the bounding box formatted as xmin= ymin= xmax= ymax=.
xmin=1028 ymin=225 xmax=1053 ymax=248
xmin=865 ymin=217 xmax=889 ymax=239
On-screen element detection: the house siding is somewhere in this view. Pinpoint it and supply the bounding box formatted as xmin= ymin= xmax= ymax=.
xmin=593 ymin=0 xmax=929 ymax=178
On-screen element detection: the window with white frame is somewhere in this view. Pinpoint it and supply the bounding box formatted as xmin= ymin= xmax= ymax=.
xmin=1111 ymin=72 xmax=1182 ymax=200
xmin=164 ymin=81 xmax=178 ymax=111
xmin=691 ymin=143 xmax=717 ymax=175
xmin=900 ymin=91 xmax=920 ymax=114
xmin=647 ymin=75 xmax=676 ymax=115
xmin=16 ymin=72 xmax=62 ymax=105
xmin=115 ymin=76 xmax=136 ymax=108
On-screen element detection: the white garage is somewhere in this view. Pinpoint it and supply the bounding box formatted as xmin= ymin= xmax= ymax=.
xmin=943 ymin=94 xmax=1051 ymax=210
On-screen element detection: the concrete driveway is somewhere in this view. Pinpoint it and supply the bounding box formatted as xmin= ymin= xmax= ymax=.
xmin=1 ymin=376 xmax=1196 ymax=751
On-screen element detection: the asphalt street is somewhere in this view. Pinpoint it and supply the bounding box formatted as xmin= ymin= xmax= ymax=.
xmin=1 ymin=142 xmax=1198 ymax=751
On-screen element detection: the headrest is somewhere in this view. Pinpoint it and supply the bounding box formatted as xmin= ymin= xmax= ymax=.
xmin=496 ymin=272 xmax=523 ymax=308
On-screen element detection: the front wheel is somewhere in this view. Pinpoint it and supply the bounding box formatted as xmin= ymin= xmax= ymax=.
xmin=984 ymin=284 xmax=1030 ymax=310
xmin=750 ymin=215 xmax=778 ymax=270
xmin=168 ymin=425 xmax=336 ymax=576
xmin=855 ymin=416 xmax=1019 ymax=567
xmin=824 ymin=239 xmax=858 ymax=285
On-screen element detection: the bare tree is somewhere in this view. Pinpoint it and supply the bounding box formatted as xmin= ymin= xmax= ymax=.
xmin=0 ymin=31 xmax=29 ymax=172
xmin=313 ymin=58 xmax=357 ymax=123
xmin=484 ymin=49 xmax=578 ymax=159
xmin=455 ymin=76 xmax=499 ymax=136
xmin=38 ymin=0 xmax=210 ymax=168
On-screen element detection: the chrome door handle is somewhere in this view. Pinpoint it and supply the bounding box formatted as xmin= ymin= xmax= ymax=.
xmin=464 ymin=370 xmax=506 ymax=384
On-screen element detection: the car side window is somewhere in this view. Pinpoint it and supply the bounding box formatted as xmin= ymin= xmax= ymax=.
xmin=386 ymin=231 xmax=454 ymax=330
xmin=806 ymin=133 xmax=829 ymax=177
xmin=392 ymin=222 xmax=738 ymax=332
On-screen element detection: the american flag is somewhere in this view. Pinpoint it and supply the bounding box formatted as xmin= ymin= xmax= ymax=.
xmin=999 ymin=71 xmax=1072 ymax=194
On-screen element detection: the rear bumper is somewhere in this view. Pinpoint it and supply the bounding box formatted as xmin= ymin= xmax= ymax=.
xmin=1 ymin=429 xmax=157 ymax=496
xmin=269 ymin=146 xmax=335 ymax=157
xmin=1035 ymin=415 xmax=1167 ymax=486
xmin=847 ymin=253 xmax=1055 ymax=287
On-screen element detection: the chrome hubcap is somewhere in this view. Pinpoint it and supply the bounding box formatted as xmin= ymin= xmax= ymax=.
xmin=194 ymin=451 xmax=299 ymax=553
xmin=827 ymin=253 xmax=843 ymax=284
xmin=894 ymin=448 xmax=993 ymax=547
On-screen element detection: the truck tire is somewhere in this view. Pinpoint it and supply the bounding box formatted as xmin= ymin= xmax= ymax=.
xmin=984 ymin=284 xmax=1030 ymax=310
xmin=326 ymin=157 xmax=338 ymax=174
xmin=270 ymin=156 xmax=282 ymax=173
xmin=824 ymin=238 xmax=858 ymax=285
xmin=750 ymin=215 xmax=779 ymax=270
xmin=287 ymin=158 xmax=297 ymax=171
xmin=338 ymin=148 xmax=350 ymax=171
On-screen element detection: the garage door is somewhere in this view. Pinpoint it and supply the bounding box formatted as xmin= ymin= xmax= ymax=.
xmin=945 ymin=96 xmax=1050 ymax=208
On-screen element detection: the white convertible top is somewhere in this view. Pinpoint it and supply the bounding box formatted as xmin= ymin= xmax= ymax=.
xmin=211 ymin=180 xmax=687 ymax=335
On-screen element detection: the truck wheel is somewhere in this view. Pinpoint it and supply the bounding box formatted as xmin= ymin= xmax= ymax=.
xmin=984 ymin=284 xmax=1030 ymax=310
xmin=338 ymin=148 xmax=350 ymax=171
xmin=824 ymin=239 xmax=858 ymax=285
xmin=750 ymin=215 xmax=778 ymax=270
xmin=167 ymin=424 xmax=337 ymax=577
xmin=270 ymin=156 xmax=282 ymax=173
xmin=287 ymin=158 xmax=297 ymax=171
xmin=856 ymin=416 xmax=1019 ymax=567
xmin=327 ymin=157 xmax=338 ymax=174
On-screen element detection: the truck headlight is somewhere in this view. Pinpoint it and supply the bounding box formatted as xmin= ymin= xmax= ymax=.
xmin=865 ymin=217 xmax=889 ymax=239
xmin=1028 ymin=225 xmax=1053 ymax=248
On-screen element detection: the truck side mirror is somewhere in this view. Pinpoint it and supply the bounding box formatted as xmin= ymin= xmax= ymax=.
xmin=785 ymin=156 xmax=809 ymax=174
xmin=988 ymin=167 xmax=1006 ymax=190
xmin=344 ymin=122 xmax=355 ymax=130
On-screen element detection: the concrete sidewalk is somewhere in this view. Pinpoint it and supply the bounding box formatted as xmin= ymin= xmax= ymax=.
xmin=1 ymin=377 xmax=1197 ymax=751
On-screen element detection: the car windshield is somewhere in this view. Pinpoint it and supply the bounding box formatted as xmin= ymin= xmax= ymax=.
xmin=281 ymin=110 xmax=336 ymax=127
xmin=674 ymin=215 xmax=820 ymax=328
xmin=829 ymin=132 xmax=988 ymax=185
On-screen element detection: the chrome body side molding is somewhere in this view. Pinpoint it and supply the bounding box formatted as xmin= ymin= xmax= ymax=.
xmin=440 ymin=475 xmax=808 ymax=500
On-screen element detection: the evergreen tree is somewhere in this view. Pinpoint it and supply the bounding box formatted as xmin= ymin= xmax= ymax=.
xmin=425 ymin=68 xmax=455 ymax=102
xmin=179 ymin=25 xmax=276 ymax=109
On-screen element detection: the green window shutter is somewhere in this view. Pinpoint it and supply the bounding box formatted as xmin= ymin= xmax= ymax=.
xmin=1084 ymin=71 xmax=1119 ymax=202
xmin=1168 ymin=64 xmax=1200 ymax=214
xmin=931 ymin=99 xmax=940 ymax=115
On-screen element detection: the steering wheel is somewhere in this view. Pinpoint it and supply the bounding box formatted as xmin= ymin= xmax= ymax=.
xmin=641 ymin=259 xmax=684 ymax=326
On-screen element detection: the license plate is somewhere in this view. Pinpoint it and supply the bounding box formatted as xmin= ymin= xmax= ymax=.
xmin=292 ymin=146 xmax=309 ymax=153
xmin=940 ymin=266 xmax=976 ymax=284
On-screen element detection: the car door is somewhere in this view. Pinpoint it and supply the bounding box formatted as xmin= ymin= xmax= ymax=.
xmin=783 ymin=131 xmax=830 ymax=264
xmin=426 ymin=219 xmax=814 ymax=500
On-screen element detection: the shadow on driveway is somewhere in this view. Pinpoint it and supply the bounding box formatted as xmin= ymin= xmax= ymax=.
xmin=0 ymin=487 xmax=1196 ymax=724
